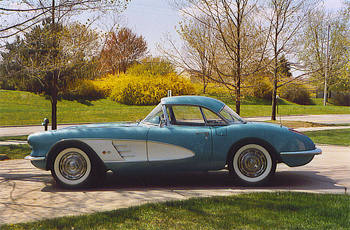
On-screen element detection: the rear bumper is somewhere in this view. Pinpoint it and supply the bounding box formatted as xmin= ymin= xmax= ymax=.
xmin=280 ymin=148 xmax=322 ymax=156
xmin=280 ymin=148 xmax=322 ymax=167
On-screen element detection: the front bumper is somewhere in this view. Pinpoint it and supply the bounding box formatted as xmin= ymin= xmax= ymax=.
xmin=24 ymin=155 xmax=46 ymax=161
xmin=24 ymin=155 xmax=47 ymax=170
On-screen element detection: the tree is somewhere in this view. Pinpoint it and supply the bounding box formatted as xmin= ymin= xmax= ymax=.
xmin=158 ymin=16 xmax=216 ymax=94
xmin=261 ymin=0 xmax=317 ymax=120
xmin=298 ymin=5 xmax=350 ymax=99
xmin=0 ymin=0 xmax=129 ymax=129
xmin=1 ymin=21 xmax=101 ymax=95
xmin=0 ymin=0 xmax=128 ymax=43
xmin=100 ymin=28 xmax=148 ymax=74
xmin=169 ymin=0 xmax=268 ymax=115
xmin=1 ymin=20 xmax=61 ymax=93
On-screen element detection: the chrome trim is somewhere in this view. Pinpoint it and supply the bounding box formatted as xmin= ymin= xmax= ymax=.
xmin=280 ymin=148 xmax=322 ymax=156
xmin=25 ymin=155 xmax=46 ymax=161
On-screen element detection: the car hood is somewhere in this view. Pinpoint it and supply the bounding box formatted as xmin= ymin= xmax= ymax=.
xmin=60 ymin=122 xmax=139 ymax=130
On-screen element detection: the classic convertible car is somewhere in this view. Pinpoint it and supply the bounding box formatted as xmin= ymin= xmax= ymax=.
xmin=26 ymin=96 xmax=321 ymax=188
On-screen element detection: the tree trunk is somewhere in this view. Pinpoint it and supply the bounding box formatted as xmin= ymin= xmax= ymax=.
xmin=235 ymin=77 xmax=241 ymax=115
xmin=271 ymin=20 xmax=279 ymax=121
xmin=51 ymin=71 xmax=58 ymax=130
xmin=51 ymin=0 xmax=58 ymax=130
xmin=271 ymin=78 xmax=277 ymax=120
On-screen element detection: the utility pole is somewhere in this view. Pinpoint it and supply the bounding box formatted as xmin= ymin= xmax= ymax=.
xmin=323 ymin=24 xmax=330 ymax=106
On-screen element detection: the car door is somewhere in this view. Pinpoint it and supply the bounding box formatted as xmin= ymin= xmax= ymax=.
xmin=147 ymin=105 xmax=212 ymax=170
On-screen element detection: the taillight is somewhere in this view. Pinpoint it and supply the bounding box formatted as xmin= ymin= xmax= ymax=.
xmin=288 ymin=128 xmax=306 ymax=136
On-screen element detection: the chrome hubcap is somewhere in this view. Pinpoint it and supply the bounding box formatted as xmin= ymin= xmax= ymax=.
xmin=238 ymin=148 xmax=267 ymax=178
xmin=59 ymin=152 xmax=87 ymax=180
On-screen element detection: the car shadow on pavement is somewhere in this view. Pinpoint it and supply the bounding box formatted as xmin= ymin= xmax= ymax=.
xmin=40 ymin=170 xmax=344 ymax=193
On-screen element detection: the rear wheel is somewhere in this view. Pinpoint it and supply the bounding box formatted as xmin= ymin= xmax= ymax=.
xmin=52 ymin=147 xmax=92 ymax=189
xmin=229 ymin=144 xmax=276 ymax=186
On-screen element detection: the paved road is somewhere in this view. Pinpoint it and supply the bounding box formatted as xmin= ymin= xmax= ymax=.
xmin=246 ymin=114 xmax=350 ymax=124
xmin=0 ymin=144 xmax=349 ymax=225
xmin=0 ymin=124 xmax=76 ymax=137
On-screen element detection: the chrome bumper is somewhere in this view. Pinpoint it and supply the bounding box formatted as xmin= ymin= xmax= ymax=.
xmin=280 ymin=148 xmax=322 ymax=156
xmin=24 ymin=155 xmax=46 ymax=161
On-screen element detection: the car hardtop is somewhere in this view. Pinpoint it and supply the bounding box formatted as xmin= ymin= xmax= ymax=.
xmin=161 ymin=96 xmax=225 ymax=113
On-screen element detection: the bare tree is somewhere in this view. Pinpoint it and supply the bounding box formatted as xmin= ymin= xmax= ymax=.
xmin=158 ymin=16 xmax=216 ymax=94
xmin=169 ymin=0 xmax=268 ymax=115
xmin=298 ymin=5 xmax=350 ymax=100
xmin=261 ymin=0 xmax=317 ymax=120
xmin=100 ymin=28 xmax=148 ymax=74
xmin=0 ymin=0 xmax=129 ymax=129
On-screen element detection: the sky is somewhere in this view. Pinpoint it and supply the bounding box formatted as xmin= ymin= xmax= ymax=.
xmin=121 ymin=0 xmax=182 ymax=55
xmin=121 ymin=0 xmax=344 ymax=56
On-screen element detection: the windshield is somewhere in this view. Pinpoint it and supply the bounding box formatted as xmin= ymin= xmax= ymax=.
xmin=142 ymin=103 xmax=244 ymax=125
xmin=219 ymin=106 xmax=245 ymax=123
xmin=141 ymin=103 xmax=164 ymax=125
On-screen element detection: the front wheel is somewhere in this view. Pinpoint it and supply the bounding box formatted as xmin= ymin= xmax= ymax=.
xmin=229 ymin=144 xmax=276 ymax=186
xmin=52 ymin=147 xmax=92 ymax=189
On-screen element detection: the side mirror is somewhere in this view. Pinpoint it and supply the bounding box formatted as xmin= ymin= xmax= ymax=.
xmin=160 ymin=114 xmax=166 ymax=127
xmin=160 ymin=118 xmax=165 ymax=127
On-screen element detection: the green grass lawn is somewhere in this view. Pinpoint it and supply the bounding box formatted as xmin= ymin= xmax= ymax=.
xmin=0 ymin=90 xmax=153 ymax=126
xmin=1 ymin=89 xmax=349 ymax=126
xmin=305 ymin=129 xmax=350 ymax=146
xmin=1 ymin=192 xmax=349 ymax=229
xmin=0 ymin=136 xmax=31 ymax=160
xmin=0 ymin=145 xmax=31 ymax=160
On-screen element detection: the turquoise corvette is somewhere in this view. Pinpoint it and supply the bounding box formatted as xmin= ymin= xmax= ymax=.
xmin=26 ymin=96 xmax=321 ymax=188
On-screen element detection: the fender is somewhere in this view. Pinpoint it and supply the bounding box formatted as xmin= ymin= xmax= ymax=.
xmin=46 ymin=139 xmax=107 ymax=172
xmin=227 ymin=137 xmax=282 ymax=164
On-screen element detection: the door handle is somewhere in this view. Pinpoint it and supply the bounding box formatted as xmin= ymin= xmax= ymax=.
xmin=196 ymin=132 xmax=209 ymax=135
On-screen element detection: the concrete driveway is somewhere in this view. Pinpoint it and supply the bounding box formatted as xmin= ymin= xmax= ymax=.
xmin=0 ymin=144 xmax=349 ymax=225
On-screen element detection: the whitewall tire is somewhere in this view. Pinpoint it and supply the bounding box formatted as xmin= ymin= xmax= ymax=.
xmin=229 ymin=144 xmax=276 ymax=186
xmin=52 ymin=148 xmax=92 ymax=188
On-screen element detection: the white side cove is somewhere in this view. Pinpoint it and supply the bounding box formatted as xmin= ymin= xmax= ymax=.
xmin=147 ymin=142 xmax=195 ymax=161
xmin=78 ymin=139 xmax=195 ymax=162
xmin=112 ymin=140 xmax=148 ymax=162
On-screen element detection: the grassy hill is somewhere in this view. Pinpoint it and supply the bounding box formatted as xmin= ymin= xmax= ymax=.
xmin=0 ymin=90 xmax=153 ymax=126
xmin=0 ymin=89 xmax=349 ymax=126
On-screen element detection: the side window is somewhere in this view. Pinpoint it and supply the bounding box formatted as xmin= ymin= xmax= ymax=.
xmin=167 ymin=106 xmax=205 ymax=126
xmin=202 ymin=108 xmax=227 ymax=126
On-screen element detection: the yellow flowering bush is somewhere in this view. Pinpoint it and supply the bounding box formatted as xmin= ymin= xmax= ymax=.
xmin=91 ymin=58 xmax=196 ymax=105
xmin=91 ymin=73 xmax=195 ymax=105
xmin=90 ymin=75 xmax=116 ymax=97
xmin=110 ymin=73 xmax=195 ymax=105
xmin=60 ymin=79 xmax=104 ymax=101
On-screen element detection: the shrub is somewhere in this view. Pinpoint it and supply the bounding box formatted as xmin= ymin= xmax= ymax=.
xmin=194 ymin=83 xmax=235 ymax=104
xmin=252 ymin=81 xmax=273 ymax=101
xmin=280 ymin=83 xmax=311 ymax=105
xmin=110 ymin=73 xmax=195 ymax=105
xmin=330 ymin=91 xmax=350 ymax=106
xmin=59 ymin=80 xmax=104 ymax=102
xmin=92 ymin=59 xmax=196 ymax=105
xmin=90 ymin=75 xmax=116 ymax=97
